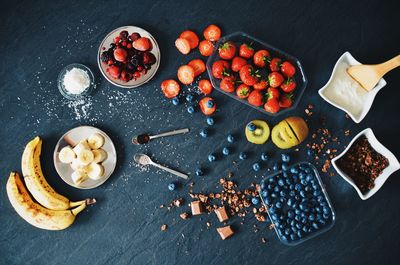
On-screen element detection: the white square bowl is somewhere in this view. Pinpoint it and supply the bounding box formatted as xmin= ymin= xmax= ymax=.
xmin=318 ymin=52 xmax=387 ymax=123
xmin=331 ymin=128 xmax=400 ymax=200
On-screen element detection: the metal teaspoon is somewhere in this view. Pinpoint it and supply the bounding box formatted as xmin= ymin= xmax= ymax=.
xmin=134 ymin=153 xmax=188 ymax=180
xmin=132 ymin=128 xmax=189 ymax=145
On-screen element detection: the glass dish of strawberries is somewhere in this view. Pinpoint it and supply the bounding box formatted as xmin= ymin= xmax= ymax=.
xmin=206 ymin=32 xmax=307 ymax=115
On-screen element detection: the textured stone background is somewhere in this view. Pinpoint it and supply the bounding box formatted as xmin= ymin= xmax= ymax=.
xmin=1 ymin=0 xmax=399 ymax=264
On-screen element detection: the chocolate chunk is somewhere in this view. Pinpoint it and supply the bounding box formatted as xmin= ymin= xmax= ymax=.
xmin=215 ymin=206 xmax=229 ymax=222
xmin=191 ymin=200 xmax=203 ymax=215
xmin=161 ymin=224 xmax=167 ymax=231
xmin=180 ymin=212 xmax=189 ymax=220
xmin=217 ymin=226 xmax=234 ymax=240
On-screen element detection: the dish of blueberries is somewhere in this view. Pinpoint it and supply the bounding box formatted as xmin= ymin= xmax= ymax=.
xmin=259 ymin=162 xmax=335 ymax=245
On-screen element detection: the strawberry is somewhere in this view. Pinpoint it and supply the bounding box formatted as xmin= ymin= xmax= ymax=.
xmin=267 ymin=87 xmax=280 ymax=99
xmin=198 ymin=79 xmax=213 ymax=95
xmin=268 ymin=72 xmax=284 ymax=88
xmin=188 ymin=59 xmax=206 ymax=77
xmin=114 ymin=48 xmax=127 ymax=62
xmin=279 ymin=93 xmax=293 ymax=108
xmin=231 ymin=57 xmax=247 ymax=72
xmin=199 ymin=40 xmax=214 ymax=56
xmin=199 ymin=97 xmax=216 ymax=115
xmin=280 ymin=78 xmax=296 ymax=93
xmin=253 ymin=79 xmax=268 ymax=90
xmin=239 ymin=65 xmax=259 ymax=86
xmin=280 ymin=61 xmax=296 ymax=77
xmin=253 ymin=50 xmax=270 ymax=68
xmin=264 ymin=98 xmax=280 ymax=113
xmin=212 ymin=60 xmax=230 ymax=79
xmin=269 ymin=57 xmax=281 ymax=72
xmin=161 ymin=80 xmax=181 ymax=98
xmin=130 ymin=32 xmax=141 ymax=41
xmin=239 ymin=43 xmax=254 ymax=59
xmin=220 ymin=76 xmax=236 ymax=93
xmin=219 ymin=41 xmax=237 ymax=60
xmin=143 ymin=52 xmax=156 ymax=65
xmin=247 ymin=90 xmax=264 ymax=106
xmin=133 ymin=37 xmax=152 ymax=51
xmin=108 ymin=65 xmax=121 ymax=79
xmin=236 ymin=84 xmax=251 ymax=99
xmin=177 ymin=65 xmax=195 ymax=85
xmin=203 ymin=24 xmax=222 ymax=42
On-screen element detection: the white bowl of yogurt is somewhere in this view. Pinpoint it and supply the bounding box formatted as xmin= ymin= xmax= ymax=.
xmin=318 ymin=52 xmax=386 ymax=123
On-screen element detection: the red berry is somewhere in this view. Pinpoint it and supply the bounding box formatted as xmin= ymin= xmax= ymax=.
xmin=114 ymin=48 xmax=127 ymax=62
xmin=137 ymin=66 xmax=143 ymax=71
xmin=108 ymin=65 xmax=121 ymax=79
xmin=107 ymin=60 xmax=113 ymax=65
xmin=127 ymin=43 xmax=132 ymax=49
xmin=115 ymin=36 xmax=121 ymax=43
xmin=121 ymin=41 xmax=127 ymax=47
xmin=130 ymin=32 xmax=141 ymax=41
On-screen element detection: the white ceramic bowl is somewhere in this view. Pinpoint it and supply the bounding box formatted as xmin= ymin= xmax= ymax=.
xmin=318 ymin=52 xmax=386 ymax=123
xmin=331 ymin=128 xmax=400 ymax=200
xmin=97 ymin=25 xmax=161 ymax=89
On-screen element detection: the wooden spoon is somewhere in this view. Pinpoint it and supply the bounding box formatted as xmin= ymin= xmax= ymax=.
xmin=347 ymin=54 xmax=400 ymax=91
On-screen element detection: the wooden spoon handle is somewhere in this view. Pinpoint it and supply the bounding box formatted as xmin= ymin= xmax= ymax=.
xmin=378 ymin=54 xmax=400 ymax=75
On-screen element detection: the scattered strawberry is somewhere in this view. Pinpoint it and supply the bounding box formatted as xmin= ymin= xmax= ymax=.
xmin=108 ymin=65 xmax=121 ymax=79
xmin=133 ymin=37 xmax=152 ymax=51
xmin=203 ymin=24 xmax=222 ymax=41
xmin=231 ymin=57 xmax=247 ymax=72
xmin=279 ymin=93 xmax=293 ymax=108
xmin=280 ymin=61 xmax=296 ymax=77
xmin=253 ymin=79 xmax=268 ymax=90
xmin=219 ymin=41 xmax=237 ymax=60
xmin=199 ymin=97 xmax=216 ymax=115
xmin=268 ymin=72 xmax=284 ymax=88
xmin=280 ymin=78 xmax=296 ymax=93
xmin=180 ymin=30 xmax=199 ymax=49
xmin=199 ymin=40 xmax=214 ymax=56
xmin=269 ymin=57 xmax=281 ymax=72
xmin=239 ymin=43 xmax=254 ymax=59
xmin=143 ymin=52 xmax=156 ymax=65
xmin=130 ymin=32 xmax=141 ymax=41
xmin=220 ymin=76 xmax=236 ymax=93
xmin=188 ymin=59 xmax=206 ymax=77
xmin=212 ymin=60 xmax=230 ymax=79
xmin=267 ymin=87 xmax=280 ymax=99
xmin=161 ymin=80 xmax=181 ymax=98
xmin=253 ymin=50 xmax=270 ymax=68
xmin=175 ymin=38 xmax=191 ymax=55
xmin=239 ymin=65 xmax=259 ymax=86
xmin=177 ymin=65 xmax=195 ymax=85
xmin=198 ymin=79 xmax=213 ymax=95
xmin=113 ymin=48 xmax=127 ymax=62
xmin=247 ymin=90 xmax=264 ymax=106
xmin=236 ymin=84 xmax=251 ymax=99
xmin=264 ymin=98 xmax=280 ymax=113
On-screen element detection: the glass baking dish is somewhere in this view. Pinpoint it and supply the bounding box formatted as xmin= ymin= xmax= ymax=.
xmin=206 ymin=32 xmax=308 ymax=116
xmin=259 ymin=162 xmax=335 ymax=246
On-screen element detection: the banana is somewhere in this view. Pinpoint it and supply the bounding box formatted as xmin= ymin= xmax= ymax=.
xmin=77 ymin=149 xmax=94 ymax=165
xmin=92 ymin=149 xmax=107 ymax=163
xmin=21 ymin=136 xmax=88 ymax=210
xmin=86 ymin=163 xmax=104 ymax=180
xmin=71 ymin=170 xmax=87 ymax=185
xmin=73 ymin=140 xmax=90 ymax=155
xmin=6 ymin=172 xmax=95 ymax=230
xmin=87 ymin=133 xmax=105 ymax=150
xmin=70 ymin=158 xmax=86 ymax=171
xmin=58 ymin=146 xmax=76 ymax=163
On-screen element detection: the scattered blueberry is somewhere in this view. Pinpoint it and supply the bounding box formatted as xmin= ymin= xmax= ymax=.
xmin=187 ymin=106 xmax=194 ymax=114
xmin=281 ymin=163 xmax=289 ymax=171
xmin=227 ymin=134 xmax=234 ymax=143
xmin=239 ymin=152 xmax=247 ymax=160
xmin=251 ymin=197 xmax=259 ymax=205
xmin=281 ymin=153 xmax=290 ymax=162
xmin=253 ymin=162 xmax=261 ymax=171
xmin=247 ymin=122 xmax=256 ymax=131
xmin=273 ymin=163 xmax=279 ymax=171
xmin=195 ymin=168 xmax=203 ymax=176
xmin=172 ymin=97 xmax=179 ymax=105
xmin=208 ymin=154 xmax=216 ymax=162
xmin=261 ymin=153 xmax=269 ymax=161
xmin=199 ymin=129 xmax=208 ymax=138
xmin=307 ymin=149 xmax=314 ymax=157
xmin=168 ymin=183 xmax=175 ymax=191
xmin=206 ymin=117 xmax=214 ymax=126
xmin=186 ymin=94 xmax=194 ymax=102
xmin=222 ymin=147 xmax=230 ymax=155
xmin=206 ymin=99 xmax=214 ymax=108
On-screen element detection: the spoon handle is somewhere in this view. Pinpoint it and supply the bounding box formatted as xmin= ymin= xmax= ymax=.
xmin=378 ymin=54 xmax=400 ymax=76
xmin=151 ymin=161 xmax=189 ymax=180
xmin=149 ymin=128 xmax=189 ymax=140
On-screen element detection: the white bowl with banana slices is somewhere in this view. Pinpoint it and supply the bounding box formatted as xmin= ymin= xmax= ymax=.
xmin=54 ymin=126 xmax=117 ymax=189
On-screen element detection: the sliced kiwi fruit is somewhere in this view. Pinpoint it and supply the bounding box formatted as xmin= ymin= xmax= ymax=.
xmin=271 ymin=117 xmax=309 ymax=149
xmin=245 ymin=120 xmax=270 ymax=144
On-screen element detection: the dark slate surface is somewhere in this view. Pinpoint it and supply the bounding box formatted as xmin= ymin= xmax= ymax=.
xmin=1 ymin=0 xmax=400 ymax=264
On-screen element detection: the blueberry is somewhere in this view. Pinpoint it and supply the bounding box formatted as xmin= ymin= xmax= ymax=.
xmin=227 ymin=134 xmax=234 ymax=143
xmin=296 ymin=222 xmax=303 ymax=229
xmin=172 ymin=97 xmax=179 ymax=105
xmin=280 ymin=235 xmax=288 ymax=241
xmin=268 ymin=177 xmax=275 ymax=183
xmin=281 ymin=163 xmax=289 ymax=171
xmin=247 ymin=122 xmax=256 ymax=131
xmin=239 ymin=152 xmax=247 ymax=160
xmin=280 ymin=190 xmax=287 ymax=197
xmin=195 ymin=168 xmax=203 ymax=176
xmin=289 ymin=190 xmax=296 ymax=197
xmin=302 ymin=226 xmax=308 ymax=232
xmin=206 ymin=99 xmax=214 ymax=108
xmin=307 ymin=149 xmax=314 ymax=157
xmin=297 ymin=231 xmax=303 ymax=238
xmin=300 ymin=190 xmax=306 ymax=198
xmin=186 ymin=94 xmax=194 ymax=102
xmin=323 ymin=213 xmax=330 ymax=220
xmin=295 ymin=215 xmax=301 ymax=222
xmin=271 ymin=192 xmax=278 ymax=198
xmin=295 ymin=183 xmax=303 ymax=191
xmin=285 ymin=228 xmax=291 ymax=235
xmin=290 ymin=167 xmax=299 ymax=174
xmin=267 ymin=184 xmax=274 ymax=190
xmin=322 ymin=206 xmax=330 ymax=214
xmin=253 ymin=162 xmax=261 ymax=171
xmin=261 ymin=190 xmax=268 ymax=198
xmin=187 ymin=106 xmax=195 ymax=114
xmin=222 ymin=147 xmax=230 ymax=155
xmin=208 ymin=154 xmax=216 ymax=162
xmin=206 ymin=117 xmax=214 ymax=126
xmin=312 ymin=222 xmax=319 ymax=230
xmin=281 ymin=153 xmax=290 ymax=162
xmin=271 ymin=213 xmax=279 ymax=221
xmin=288 ymin=210 xmax=295 ymax=219
xmin=273 ymin=163 xmax=279 ymax=171
xmin=276 ymin=201 xmax=282 ymax=209
xmin=261 ymin=153 xmax=269 ymax=161
xmin=287 ymin=198 xmax=293 ymax=207
xmin=199 ymin=128 xmax=208 ymax=138
xmin=306 ymin=174 xmax=313 ymax=182
xmin=168 ymin=183 xmax=175 ymax=191
xmin=264 ymin=197 xmax=272 ymax=205
xmin=290 ymin=233 xmax=298 ymax=241
xmin=278 ymin=179 xmax=285 ymax=186
xmin=301 ymin=179 xmax=308 ymax=186
xmin=251 ymin=197 xmax=259 ymax=205
xmin=274 ymin=186 xmax=280 ymax=193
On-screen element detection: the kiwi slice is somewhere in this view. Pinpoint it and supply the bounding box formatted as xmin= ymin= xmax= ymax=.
xmin=271 ymin=117 xmax=309 ymax=149
xmin=245 ymin=120 xmax=270 ymax=144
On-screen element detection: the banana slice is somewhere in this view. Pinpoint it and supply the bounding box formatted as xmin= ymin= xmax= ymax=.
xmin=70 ymin=159 xmax=86 ymax=171
xmin=86 ymin=163 xmax=104 ymax=180
xmin=59 ymin=146 xmax=76 ymax=164
xmin=71 ymin=170 xmax=88 ymax=185
xmin=92 ymin=149 xmax=108 ymax=163
xmin=87 ymin=133 xmax=105 ymax=150
xmin=73 ymin=141 xmax=90 ymax=155
xmin=77 ymin=149 xmax=94 ymax=166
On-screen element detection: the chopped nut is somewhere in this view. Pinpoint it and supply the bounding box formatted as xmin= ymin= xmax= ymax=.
xmin=191 ymin=201 xmax=203 ymax=215
xmin=180 ymin=212 xmax=189 ymax=220
xmin=215 ymin=206 xmax=229 ymax=222
xmin=161 ymin=224 xmax=167 ymax=231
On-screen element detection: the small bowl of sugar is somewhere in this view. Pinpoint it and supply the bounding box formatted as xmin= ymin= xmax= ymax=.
xmin=58 ymin=63 xmax=95 ymax=100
